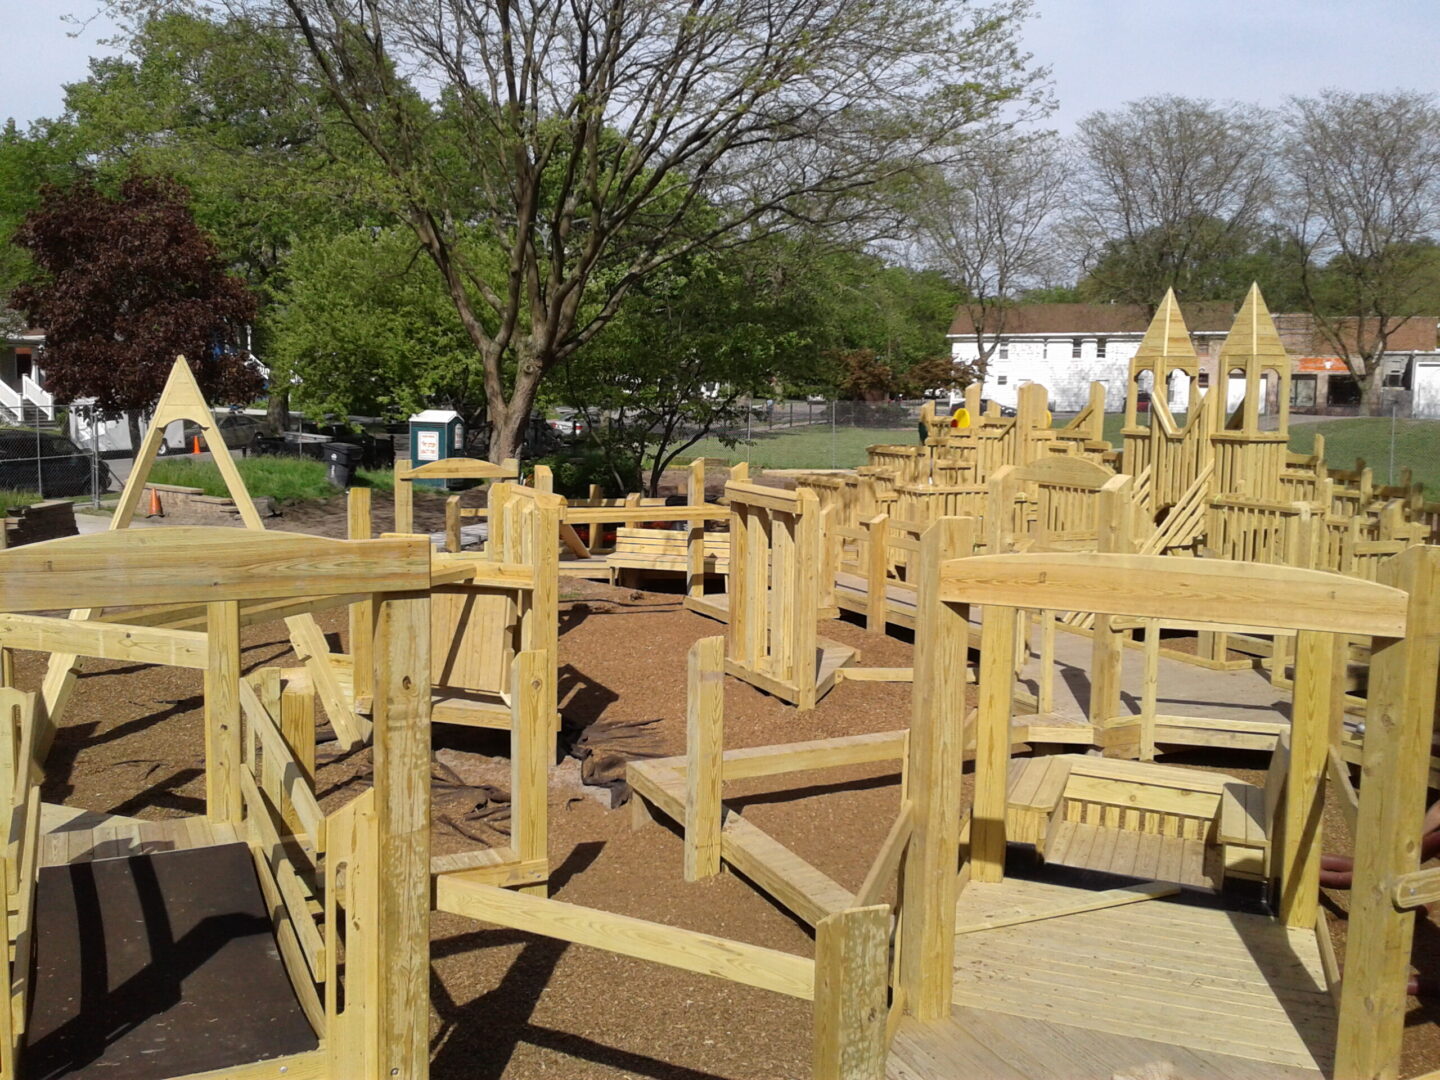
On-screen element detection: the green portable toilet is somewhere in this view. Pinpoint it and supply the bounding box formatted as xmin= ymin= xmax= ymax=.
xmin=407 ymin=409 xmax=464 ymax=487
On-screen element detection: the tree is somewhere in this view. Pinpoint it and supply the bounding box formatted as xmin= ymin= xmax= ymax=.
xmin=914 ymin=133 xmax=1065 ymax=380
xmin=264 ymin=226 xmax=493 ymax=426
xmin=1066 ymin=96 xmax=1273 ymax=312
xmin=559 ymin=247 xmax=816 ymax=495
xmin=130 ymin=0 xmax=1049 ymax=461
xmin=8 ymin=172 xmax=261 ymax=447
xmin=1279 ymin=90 xmax=1440 ymax=409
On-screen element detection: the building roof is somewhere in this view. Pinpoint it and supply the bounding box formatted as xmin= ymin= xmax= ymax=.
xmin=948 ymin=302 xmax=1237 ymax=338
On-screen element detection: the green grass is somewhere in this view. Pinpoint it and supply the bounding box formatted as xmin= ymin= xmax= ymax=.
xmin=0 ymin=489 xmax=45 ymax=512
xmin=356 ymin=466 xmax=395 ymax=493
xmin=146 ymin=456 xmax=358 ymax=503
xmin=1288 ymin=418 xmax=1440 ymax=493
xmin=677 ymin=425 xmax=920 ymax=470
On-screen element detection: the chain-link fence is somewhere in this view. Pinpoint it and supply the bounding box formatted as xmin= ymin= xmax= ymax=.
xmin=686 ymin=397 xmax=934 ymax=471
xmin=0 ymin=404 xmax=114 ymax=506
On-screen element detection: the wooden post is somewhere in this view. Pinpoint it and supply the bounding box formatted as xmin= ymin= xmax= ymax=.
xmin=511 ymin=650 xmax=549 ymax=896
xmin=684 ymin=636 xmax=725 ymax=881
xmin=1037 ymin=610 xmax=1056 ymax=714
xmin=813 ymin=905 xmax=890 ymax=1080
xmin=1140 ymin=619 xmax=1160 ymax=761
xmin=204 ymin=601 xmax=242 ymax=824
xmin=531 ymin=495 xmax=561 ymax=730
xmin=1336 ymin=547 xmax=1439 ymax=1080
xmin=1279 ymin=629 xmax=1342 ymax=929
xmin=794 ymin=489 xmax=821 ymax=711
xmin=444 ymin=496 xmax=462 ymax=553
xmin=371 ymin=589 xmax=431 ymax=1079
xmin=974 ymin=604 xmax=1016 ymax=882
xmin=280 ymin=668 xmax=317 ymax=839
xmin=1091 ymin=476 xmax=1134 ymax=752
xmin=348 ymin=488 xmax=375 ymax=710
xmin=900 ymin=517 xmax=972 ymax=1020
xmin=393 ymin=458 xmax=414 ymax=534
xmin=865 ymin=515 xmax=887 ymax=633
xmin=687 ymin=459 xmax=707 ymax=599
xmin=0 ymin=649 xmax=12 ymax=689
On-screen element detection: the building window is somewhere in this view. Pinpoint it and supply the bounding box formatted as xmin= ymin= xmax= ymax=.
xmin=996 ymin=375 xmax=1009 ymax=386
xmin=1383 ymin=367 xmax=1407 ymax=389
xmin=1291 ymin=375 xmax=1317 ymax=408
xmin=1096 ymin=338 xmax=1107 ymax=359
xmin=1071 ymin=337 xmax=1083 ymax=359
xmin=1198 ymin=372 xmax=1210 ymax=388
xmin=997 ymin=342 xmax=1008 ymax=360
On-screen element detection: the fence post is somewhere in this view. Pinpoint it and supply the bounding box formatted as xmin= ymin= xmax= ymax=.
xmin=813 ymin=905 xmax=890 ymax=1080
xmin=684 ymin=636 xmax=725 ymax=881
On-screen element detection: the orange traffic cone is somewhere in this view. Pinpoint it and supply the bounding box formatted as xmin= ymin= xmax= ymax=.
xmin=146 ymin=487 xmax=163 ymax=518
xmin=191 ymin=435 xmax=203 ymax=454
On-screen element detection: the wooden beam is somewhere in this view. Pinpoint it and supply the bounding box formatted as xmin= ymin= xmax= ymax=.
xmin=973 ymin=604 xmax=1016 ymax=882
xmin=510 ymin=650 xmax=549 ymax=896
xmin=371 ymin=591 xmax=431 ymax=1079
xmin=941 ymin=552 xmax=1409 ymax=638
xmin=813 ymin=905 xmax=889 ymax=1080
xmin=900 ymin=516 xmax=972 ymax=1020
xmin=204 ymin=601 xmax=242 ymax=824
xmin=856 ymin=802 xmax=913 ymax=909
xmin=1280 ymin=629 xmax=1342 ymax=929
xmin=954 ymin=881 xmax=1179 ymax=934
xmin=1336 ymin=547 xmax=1440 ymax=1080
xmin=684 ymin=636 xmax=725 ymax=882
xmin=0 ymin=614 xmax=207 ymax=669
xmin=434 ymin=877 xmax=815 ymax=1000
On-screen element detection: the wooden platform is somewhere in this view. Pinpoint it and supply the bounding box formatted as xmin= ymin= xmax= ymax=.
xmin=25 ymin=841 xmax=319 ymax=1080
xmin=889 ymin=875 xmax=1336 ymax=1078
xmin=39 ymin=810 xmax=240 ymax=868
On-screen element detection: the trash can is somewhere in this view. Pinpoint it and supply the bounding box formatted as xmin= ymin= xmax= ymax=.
xmin=323 ymin=442 xmax=363 ymax=488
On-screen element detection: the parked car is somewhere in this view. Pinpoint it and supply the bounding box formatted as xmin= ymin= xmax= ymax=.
xmin=0 ymin=428 xmax=113 ymax=498
xmin=548 ymin=416 xmax=588 ymax=437
xmin=159 ymin=410 xmax=263 ymax=455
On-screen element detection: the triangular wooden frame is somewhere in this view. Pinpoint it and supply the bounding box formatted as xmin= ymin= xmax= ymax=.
xmin=38 ymin=357 xmax=368 ymax=750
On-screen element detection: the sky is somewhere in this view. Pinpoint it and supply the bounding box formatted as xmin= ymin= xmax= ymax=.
xmin=1 ymin=0 xmax=1439 ymax=131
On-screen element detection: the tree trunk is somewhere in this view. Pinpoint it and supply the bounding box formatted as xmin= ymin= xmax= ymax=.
xmin=485 ymin=345 xmax=547 ymax=464
xmin=127 ymin=411 xmax=145 ymax=457
xmin=265 ymin=388 xmax=290 ymax=435
xmin=1361 ymin=363 xmax=1388 ymax=417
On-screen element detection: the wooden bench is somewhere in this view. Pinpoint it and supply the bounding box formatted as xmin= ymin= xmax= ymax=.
xmin=1006 ymin=748 xmax=1286 ymax=889
xmin=608 ymin=526 xmax=729 ymax=581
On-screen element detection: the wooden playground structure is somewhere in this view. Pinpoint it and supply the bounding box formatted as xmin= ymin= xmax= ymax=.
xmin=0 ymin=276 xmax=1438 ymax=1079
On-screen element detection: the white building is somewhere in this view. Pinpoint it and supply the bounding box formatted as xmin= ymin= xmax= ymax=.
xmin=947 ymin=302 xmax=1234 ymax=413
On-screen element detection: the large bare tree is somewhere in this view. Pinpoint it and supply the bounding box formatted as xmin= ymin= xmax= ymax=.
xmin=126 ymin=0 xmax=1048 ymax=459
xmin=1279 ymin=89 xmax=1440 ymax=410
xmin=913 ymin=132 xmax=1065 ymax=378
xmin=1066 ymin=95 xmax=1273 ymax=313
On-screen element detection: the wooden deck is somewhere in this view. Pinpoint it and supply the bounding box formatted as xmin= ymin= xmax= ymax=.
xmin=39 ymin=806 xmax=241 ymax=868
xmin=889 ymin=875 xmax=1335 ymax=1079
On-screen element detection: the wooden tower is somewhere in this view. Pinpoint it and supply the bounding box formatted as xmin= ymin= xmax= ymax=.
xmin=1214 ymin=284 xmax=1292 ymax=499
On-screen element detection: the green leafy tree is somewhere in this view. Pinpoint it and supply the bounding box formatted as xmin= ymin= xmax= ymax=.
xmin=559 ymin=248 xmax=817 ymax=495
xmin=112 ymin=0 xmax=1049 ymax=461
xmin=264 ymin=227 xmax=496 ymax=426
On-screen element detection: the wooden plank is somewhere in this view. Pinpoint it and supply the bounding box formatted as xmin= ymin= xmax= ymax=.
xmin=205 ymin=602 xmax=242 ymax=825
xmin=684 ymin=637 xmax=725 ymax=882
xmin=371 ymin=591 xmax=431 ymax=1078
xmin=0 ymin=527 xmax=432 ymax=612
xmin=973 ymin=604 xmax=1017 ymax=882
xmin=835 ymin=667 xmax=913 ymax=683
xmin=1394 ymin=867 xmax=1440 ymax=910
xmin=940 ymin=552 xmax=1408 ymax=637
xmin=1326 ymin=746 xmax=1359 ymax=836
xmin=240 ymin=769 xmax=325 ymax=984
xmin=285 ymin=614 xmax=368 ymax=750
xmin=954 ymin=881 xmax=1179 ymax=934
xmin=403 ymin=456 xmax=519 ymax=481
xmin=1281 ymin=629 xmax=1341 ymax=929
xmin=161 ymin=1050 xmax=326 ymax=1080
xmin=1062 ymin=774 xmax=1220 ymax=820
xmin=0 ymin=614 xmax=208 ymax=669
xmin=435 ymin=876 xmax=815 ymax=1000
xmin=721 ymin=810 xmax=856 ymax=927
xmin=856 ymin=801 xmax=913 ymax=908
xmin=901 ymin=517 xmax=973 ymax=1020
xmin=237 ymin=679 xmax=325 ymax=849
xmin=509 ymin=650 xmax=549 ymax=894
xmin=813 ymin=905 xmax=889 ymax=1079
xmin=1337 ymin=549 xmax=1440 ymax=1080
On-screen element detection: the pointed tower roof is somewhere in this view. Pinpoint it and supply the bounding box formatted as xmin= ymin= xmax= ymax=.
xmin=1132 ymin=288 xmax=1199 ymax=373
xmin=1217 ymin=283 xmax=1290 ymax=372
